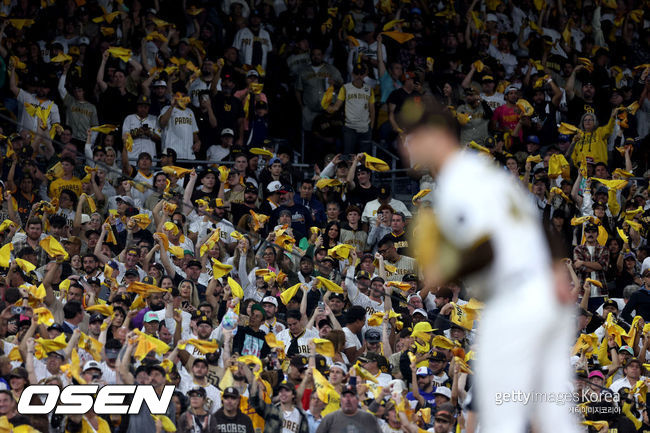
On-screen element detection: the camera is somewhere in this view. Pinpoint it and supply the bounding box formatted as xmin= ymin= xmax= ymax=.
xmin=11 ymin=306 xmax=24 ymax=315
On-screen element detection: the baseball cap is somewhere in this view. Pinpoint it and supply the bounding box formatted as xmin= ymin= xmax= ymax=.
xmin=187 ymin=259 xmax=202 ymax=269
xmin=161 ymin=148 xmax=176 ymax=159
xmin=588 ymin=371 xmax=605 ymax=380
xmin=196 ymin=315 xmax=212 ymax=326
xmin=144 ymin=311 xmax=160 ymax=323
xmin=83 ymin=360 xmax=101 ymax=372
xmin=403 ymin=273 xmax=418 ymax=282
xmin=365 ymin=329 xmax=381 ymax=343
xmin=330 ymin=362 xmax=349 ymax=375
xmin=221 ymin=128 xmax=234 ymax=136
xmin=585 ymin=223 xmax=599 ymax=232
xmin=619 ymin=345 xmax=634 ymax=356
xmin=267 ymin=180 xmax=282 ymax=193
xmin=78 ymin=36 xmax=90 ymax=45
xmin=116 ymin=195 xmax=135 ymax=207
xmin=47 ymin=323 xmax=64 ymax=332
xmin=434 ymin=403 xmax=455 ymax=423
xmin=188 ymin=387 xmax=207 ymax=398
xmin=481 ymin=75 xmax=495 ymax=82
xmin=416 ymin=366 xmax=433 ymax=376
xmin=429 ymin=350 xmax=446 ymax=361
xmin=412 ymin=308 xmax=428 ymax=317
xmin=9 ymin=367 xmax=28 ymax=379
xmin=124 ymin=269 xmax=139 ymax=278
xmin=526 ymin=135 xmax=540 ymax=144
xmin=278 ymin=184 xmax=294 ymax=193
xmin=268 ymin=157 xmax=282 ymax=166
xmin=153 ymin=80 xmax=167 ymax=87
xmin=278 ymin=380 xmax=295 ymax=391
xmin=356 ymin=270 xmax=371 ymax=280
xmin=136 ymin=94 xmax=151 ymax=105
xmin=505 ymin=85 xmax=519 ymax=94
xmin=434 ymin=387 xmax=452 ymax=399
xmin=603 ymin=298 xmax=619 ymax=309
xmin=89 ymin=313 xmax=104 ymax=323
xmin=378 ymin=185 xmax=391 ymax=199
xmin=486 ymin=13 xmax=498 ymax=22
xmin=246 ymin=69 xmax=259 ymax=77
xmin=290 ymin=355 xmax=309 ymax=370
xmin=341 ymin=384 xmax=357 ymax=395
xmin=222 ymin=386 xmax=239 ymax=398
xmin=262 ymin=296 xmax=278 ymax=307
xmin=558 ymin=134 xmax=570 ymax=142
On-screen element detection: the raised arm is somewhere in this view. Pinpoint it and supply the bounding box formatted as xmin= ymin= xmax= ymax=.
xmin=7 ymin=58 xmax=19 ymax=97
xmin=96 ymin=51 xmax=110 ymax=93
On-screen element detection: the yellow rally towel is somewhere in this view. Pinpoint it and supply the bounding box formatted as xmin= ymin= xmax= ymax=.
xmin=363 ymin=153 xmax=390 ymax=171
xmin=39 ymin=236 xmax=69 ymax=260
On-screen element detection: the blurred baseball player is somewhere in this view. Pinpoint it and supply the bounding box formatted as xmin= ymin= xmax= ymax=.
xmin=398 ymin=98 xmax=578 ymax=433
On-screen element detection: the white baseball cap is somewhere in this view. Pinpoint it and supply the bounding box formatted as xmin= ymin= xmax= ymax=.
xmin=262 ymin=296 xmax=278 ymax=307
xmin=80 ymin=214 xmax=91 ymax=224
xmin=116 ymin=195 xmax=135 ymax=207
xmin=267 ymin=180 xmax=282 ymax=193
xmin=330 ymin=362 xmax=349 ymax=375
xmin=486 ymin=13 xmax=498 ymax=22
xmin=83 ymin=360 xmax=101 ymax=372
xmin=153 ymin=80 xmax=167 ymax=87
xmin=412 ymin=308 xmax=428 ymax=317
xmin=221 ymin=128 xmax=234 ymax=136
xmin=434 ymin=386 xmax=452 ymax=399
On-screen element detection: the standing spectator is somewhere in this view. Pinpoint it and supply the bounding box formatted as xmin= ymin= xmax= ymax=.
xmin=8 ymin=62 xmax=60 ymax=134
xmin=573 ymin=223 xmax=610 ymax=298
xmin=159 ymin=93 xmax=201 ymax=161
xmin=387 ymin=71 xmax=422 ymax=135
xmin=212 ymin=387 xmax=255 ymax=433
xmin=122 ymin=95 xmax=160 ymax=160
xmin=58 ymin=62 xmax=98 ymax=141
xmin=296 ymin=47 xmax=343 ymax=135
xmin=328 ymin=64 xmax=375 ymax=155
xmin=316 ymin=385 xmax=381 ymax=433
xmin=456 ymin=84 xmax=491 ymax=145
xmin=233 ymin=10 xmax=273 ymax=70
xmin=96 ymin=51 xmax=139 ymax=125
xmin=213 ymin=72 xmax=245 ymax=146
xmin=490 ymin=85 xmax=519 ymax=135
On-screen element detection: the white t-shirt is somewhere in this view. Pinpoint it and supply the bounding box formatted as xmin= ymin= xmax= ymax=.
xmin=178 ymin=378 xmax=222 ymax=414
xmin=343 ymin=327 xmax=362 ymax=350
xmin=362 ymin=199 xmax=412 ymax=226
xmin=160 ymin=106 xmax=199 ymax=160
xmin=206 ymin=144 xmax=230 ymax=163
xmin=432 ymin=150 xmax=553 ymax=300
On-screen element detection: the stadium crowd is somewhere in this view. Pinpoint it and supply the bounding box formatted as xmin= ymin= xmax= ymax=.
xmin=0 ymin=0 xmax=649 ymax=432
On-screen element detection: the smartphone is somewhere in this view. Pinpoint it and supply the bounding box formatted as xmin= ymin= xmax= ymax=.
xmin=318 ymin=301 xmax=325 ymax=310
xmin=11 ymin=306 xmax=24 ymax=315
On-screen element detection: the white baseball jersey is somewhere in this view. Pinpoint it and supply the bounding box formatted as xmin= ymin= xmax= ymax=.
xmin=276 ymin=327 xmax=318 ymax=356
xmin=433 ymin=150 xmax=552 ymax=299
xmin=17 ymin=90 xmax=60 ymax=133
xmin=159 ymin=106 xmax=198 ymax=160
xmin=122 ymin=113 xmax=160 ymax=159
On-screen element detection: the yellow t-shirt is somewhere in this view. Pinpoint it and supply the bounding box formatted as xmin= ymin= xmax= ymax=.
xmin=49 ymin=177 xmax=83 ymax=200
